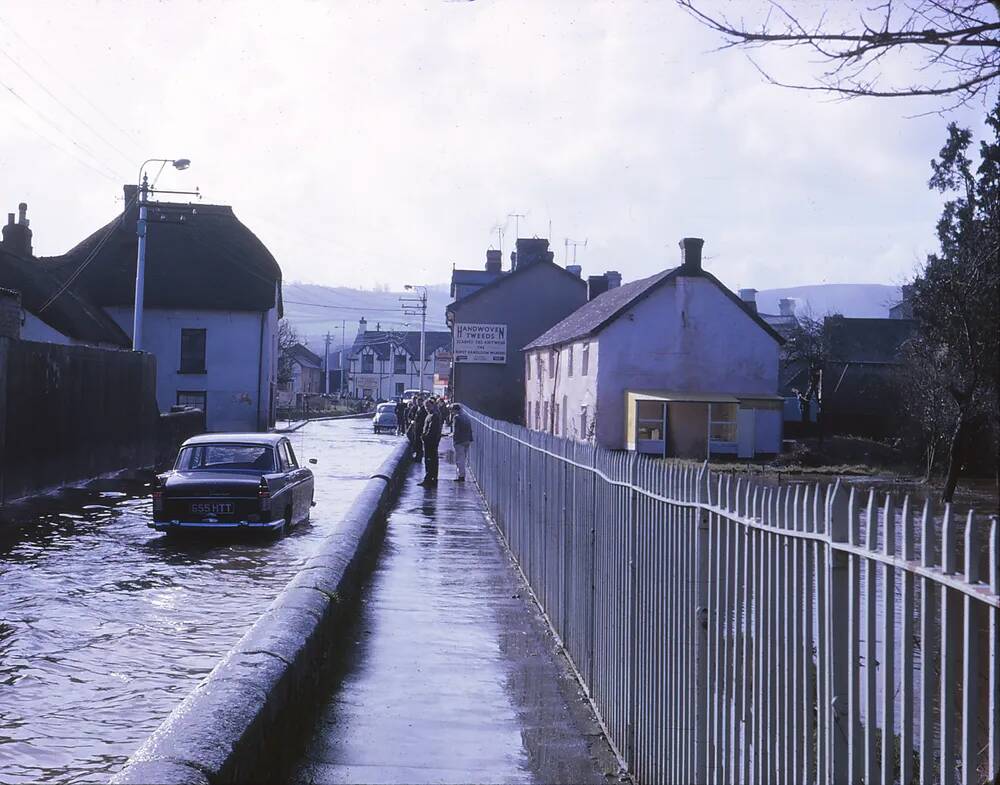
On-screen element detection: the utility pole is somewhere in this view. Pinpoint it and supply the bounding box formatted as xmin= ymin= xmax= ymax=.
xmin=340 ymin=319 xmax=346 ymax=396
xmin=323 ymin=332 xmax=331 ymax=394
xmin=401 ymin=285 xmax=428 ymax=394
xmin=133 ymin=173 xmax=149 ymax=351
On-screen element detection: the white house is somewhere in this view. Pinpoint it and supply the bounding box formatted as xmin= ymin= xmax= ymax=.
xmin=523 ymin=237 xmax=785 ymax=459
xmin=40 ymin=189 xmax=282 ymax=432
xmin=347 ymin=318 xmax=451 ymax=400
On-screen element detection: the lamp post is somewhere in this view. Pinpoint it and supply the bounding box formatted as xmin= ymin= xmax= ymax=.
xmin=133 ymin=157 xmax=191 ymax=351
xmin=402 ymin=285 xmax=428 ymax=394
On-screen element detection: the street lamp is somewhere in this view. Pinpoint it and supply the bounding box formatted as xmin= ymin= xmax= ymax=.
xmin=402 ymin=284 xmax=428 ymax=394
xmin=132 ymin=158 xmax=191 ymax=351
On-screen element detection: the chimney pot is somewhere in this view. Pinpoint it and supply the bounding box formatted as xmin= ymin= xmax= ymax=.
xmin=17 ymin=203 xmax=27 ymax=224
xmin=679 ymin=237 xmax=704 ymax=273
xmin=6 ymin=213 xmax=13 ymax=227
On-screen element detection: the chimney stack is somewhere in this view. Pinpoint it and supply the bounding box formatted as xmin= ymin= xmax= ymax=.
xmin=605 ymin=270 xmax=622 ymax=290
xmin=679 ymin=237 xmax=704 ymax=274
xmin=565 ymin=264 xmax=582 ymax=278
xmin=739 ymin=288 xmax=758 ymax=314
xmin=1 ymin=202 xmax=33 ymax=257
xmin=778 ymin=297 xmax=797 ymax=317
xmin=0 ymin=288 xmax=22 ymax=339
xmin=485 ymin=249 xmax=502 ymax=274
xmin=357 ymin=316 xmax=367 ymax=336
xmin=511 ymin=238 xmax=553 ymax=271
xmin=587 ymin=274 xmax=609 ymax=302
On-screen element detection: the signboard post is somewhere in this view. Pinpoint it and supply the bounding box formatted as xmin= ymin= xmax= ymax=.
xmin=454 ymin=323 xmax=507 ymax=364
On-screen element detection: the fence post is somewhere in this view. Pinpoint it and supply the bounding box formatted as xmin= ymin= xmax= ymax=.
xmin=827 ymin=479 xmax=851 ymax=784
xmin=694 ymin=461 xmax=710 ymax=784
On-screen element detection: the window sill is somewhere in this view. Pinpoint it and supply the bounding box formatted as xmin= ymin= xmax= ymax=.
xmin=177 ymin=369 xmax=208 ymax=375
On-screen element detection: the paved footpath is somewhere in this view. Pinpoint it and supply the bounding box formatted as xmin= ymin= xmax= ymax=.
xmin=289 ymin=438 xmax=620 ymax=785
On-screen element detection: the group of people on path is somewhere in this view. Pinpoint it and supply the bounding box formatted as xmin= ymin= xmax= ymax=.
xmin=392 ymin=394 xmax=472 ymax=486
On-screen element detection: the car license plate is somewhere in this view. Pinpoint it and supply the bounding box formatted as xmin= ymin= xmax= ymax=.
xmin=191 ymin=502 xmax=234 ymax=515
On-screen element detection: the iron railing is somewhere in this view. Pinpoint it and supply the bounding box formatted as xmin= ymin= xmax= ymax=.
xmin=465 ymin=408 xmax=999 ymax=785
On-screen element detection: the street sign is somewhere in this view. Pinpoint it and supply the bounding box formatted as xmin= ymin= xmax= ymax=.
xmin=454 ymin=322 xmax=507 ymax=364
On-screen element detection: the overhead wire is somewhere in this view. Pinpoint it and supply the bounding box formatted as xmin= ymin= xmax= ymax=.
xmin=0 ymin=44 xmax=138 ymax=169
xmin=0 ymin=14 xmax=143 ymax=158
xmin=0 ymin=73 xmax=124 ymax=181
xmin=38 ymin=190 xmax=139 ymax=313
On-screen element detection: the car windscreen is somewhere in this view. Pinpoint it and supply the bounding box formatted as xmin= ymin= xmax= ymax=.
xmin=175 ymin=444 xmax=275 ymax=472
xmin=377 ymin=404 xmax=395 ymax=413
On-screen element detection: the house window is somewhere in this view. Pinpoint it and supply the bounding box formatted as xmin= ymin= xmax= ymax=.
xmin=534 ymin=401 xmax=540 ymax=430
xmin=709 ymin=403 xmax=738 ymax=443
xmin=548 ymin=350 xmax=556 ymax=379
xmin=567 ymin=345 xmax=574 ymax=377
xmin=394 ymin=354 xmax=407 ymax=374
xmin=176 ymin=390 xmax=207 ymax=415
xmin=526 ymin=354 xmax=531 ymax=381
xmin=581 ymin=342 xmax=590 ymax=376
xmin=543 ymin=401 xmax=549 ymax=432
xmin=395 ymin=382 xmax=405 ymax=396
xmin=636 ymin=400 xmax=666 ymax=442
xmin=580 ymin=406 xmax=588 ymax=440
xmin=536 ymin=353 xmax=544 ymax=380
xmin=362 ymin=353 xmax=374 ymax=373
xmin=561 ymin=395 xmax=567 ymax=435
xmin=554 ymin=402 xmax=560 ymax=435
xmin=179 ymin=328 xmax=206 ymax=373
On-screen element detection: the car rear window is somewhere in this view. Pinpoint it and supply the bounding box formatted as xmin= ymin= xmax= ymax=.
xmin=175 ymin=444 xmax=275 ymax=472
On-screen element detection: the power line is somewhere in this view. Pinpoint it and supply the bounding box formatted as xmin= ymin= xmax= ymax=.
xmin=0 ymin=15 xmax=143 ymax=158
xmin=0 ymin=44 xmax=137 ymax=168
xmin=284 ymin=299 xmax=413 ymax=313
xmin=4 ymin=98 xmax=121 ymax=183
xmin=0 ymin=73 xmax=123 ymax=181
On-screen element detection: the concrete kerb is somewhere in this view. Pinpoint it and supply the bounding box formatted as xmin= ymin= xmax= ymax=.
xmin=272 ymin=412 xmax=371 ymax=433
xmin=110 ymin=437 xmax=412 ymax=785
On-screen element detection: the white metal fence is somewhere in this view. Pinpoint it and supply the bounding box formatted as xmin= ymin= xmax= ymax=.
xmin=465 ymin=408 xmax=999 ymax=785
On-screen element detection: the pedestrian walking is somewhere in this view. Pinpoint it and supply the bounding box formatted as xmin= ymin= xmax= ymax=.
xmin=418 ymin=398 xmax=443 ymax=486
xmin=451 ymin=404 xmax=472 ymax=482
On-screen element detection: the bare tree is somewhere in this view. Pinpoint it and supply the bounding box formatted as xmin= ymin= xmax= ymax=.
xmin=277 ymin=319 xmax=299 ymax=387
xmin=677 ymin=0 xmax=1000 ymax=107
xmin=782 ymin=313 xmax=829 ymax=427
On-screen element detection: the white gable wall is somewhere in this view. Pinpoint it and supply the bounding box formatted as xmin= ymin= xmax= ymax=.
xmin=525 ymin=339 xmax=599 ymax=440
xmin=106 ymin=306 xmax=277 ymax=432
xmin=595 ymin=275 xmax=780 ymax=448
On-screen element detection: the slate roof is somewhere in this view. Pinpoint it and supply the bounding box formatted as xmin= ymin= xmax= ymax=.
xmin=0 ymin=247 xmax=131 ymax=346
xmin=40 ymin=201 xmax=282 ymax=315
xmin=447 ymin=259 xmax=587 ymax=313
xmin=824 ymin=316 xmax=916 ymax=364
xmin=450 ymin=268 xmax=506 ymax=296
xmin=349 ymin=330 xmax=451 ymax=361
xmin=287 ymin=342 xmax=322 ymax=368
xmin=525 ymin=266 xmax=785 ymax=350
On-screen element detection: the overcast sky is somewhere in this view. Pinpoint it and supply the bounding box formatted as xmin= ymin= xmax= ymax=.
xmin=0 ymin=1 xmax=991 ymax=292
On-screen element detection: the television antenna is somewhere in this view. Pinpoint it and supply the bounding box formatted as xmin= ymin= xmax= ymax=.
xmin=565 ymin=237 xmax=588 ymax=265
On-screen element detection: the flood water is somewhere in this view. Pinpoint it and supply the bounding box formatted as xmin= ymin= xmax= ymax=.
xmin=0 ymin=419 xmax=399 ymax=785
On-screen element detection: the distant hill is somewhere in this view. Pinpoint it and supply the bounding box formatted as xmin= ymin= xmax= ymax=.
xmin=282 ymin=280 xmax=904 ymax=351
xmin=282 ymin=281 xmax=452 ymax=351
xmin=755 ymin=284 xmax=902 ymax=319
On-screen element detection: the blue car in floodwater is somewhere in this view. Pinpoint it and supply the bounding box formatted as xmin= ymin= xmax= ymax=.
xmin=150 ymin=433 xmax=316 ymax=534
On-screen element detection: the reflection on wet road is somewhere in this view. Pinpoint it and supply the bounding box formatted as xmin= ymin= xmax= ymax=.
xmin=0 ymin=419 xmax=397 ymax=785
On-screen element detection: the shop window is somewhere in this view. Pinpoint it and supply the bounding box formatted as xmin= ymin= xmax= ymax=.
xmin=709 ymin=403 xmax=738 ymax=442
xmin=636 ymin=400 xmax=666 ymax=442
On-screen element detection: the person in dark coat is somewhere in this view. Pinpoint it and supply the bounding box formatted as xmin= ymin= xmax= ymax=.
xmin=408 ymin=398 xmax=426 ymax=461
xmin=418 ymin=399 xmax=443 ymax=486
xmin=451 ymin=404 xmax=473 ymax=481
xmin=394 ymin=398 xmax=407 ymax=435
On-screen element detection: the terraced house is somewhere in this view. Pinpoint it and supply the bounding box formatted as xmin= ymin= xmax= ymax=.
xmin=524 ymin=237 xmax=785 ymax=459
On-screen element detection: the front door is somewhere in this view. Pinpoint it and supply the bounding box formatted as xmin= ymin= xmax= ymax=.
xmin=737 ymin=408 xmax=755 ymax=458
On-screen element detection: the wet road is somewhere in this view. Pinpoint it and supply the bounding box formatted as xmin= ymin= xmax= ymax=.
xmin=0 ymin=418 xmax=397 ymax=785
xmin=289 ymin=440 xmax=618 ymax=785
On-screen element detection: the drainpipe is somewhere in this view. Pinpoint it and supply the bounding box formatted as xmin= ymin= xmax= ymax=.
xmin=256 ymin=311 xmax=265 ymax=431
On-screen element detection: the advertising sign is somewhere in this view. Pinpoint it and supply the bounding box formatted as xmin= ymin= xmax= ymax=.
xmin=454 ymin=323 xmax=507 ymax=364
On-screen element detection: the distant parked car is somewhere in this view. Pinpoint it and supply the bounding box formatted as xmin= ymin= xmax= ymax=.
xmin=372 ymin=402 xmax=398 ymax=434
xmin=150 ymin=434 xmax=315 ymax=534
xmin=401 ymin=388 xmax=422 ymax=404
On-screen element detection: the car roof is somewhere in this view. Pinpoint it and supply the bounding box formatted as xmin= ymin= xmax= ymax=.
xmin=181 ymin=433 xmax=285 ymax=447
